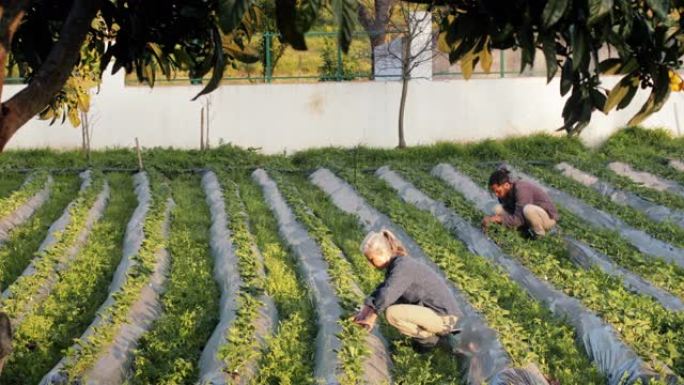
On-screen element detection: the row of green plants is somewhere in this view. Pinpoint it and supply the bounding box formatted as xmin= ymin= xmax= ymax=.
xmin=516 ymin=162 xmax=684 ymax=299
xmin=217 ymin=177 xmax=270 ymax=379
xmin=334 ymin=167 xmax=604 ymax=384
xmin=411 ymin=161 xmax=684 ymax=377
xmin=1 ymin=173 xmax=137 ymax=384
xmin=449 ymin=137 xmax=684 ymax=302
xmin=2 ymin=172 xmax=105 ymax=321
xmin=0 ymin=175 xmax=80 ymax=291
xmin=62 ymin=171 xmax=172 ymax=381
xmin=280 ymin=171 xmax=473 ymax=385
xmin=271 ymin=171 xmax=370 ymax=385
xmin=232 ymin=172 xmax=318 ymax=385
xmin=0 ymin=171 xmax=49 ymax=220
xmin=130 ymin=175 xmax=220 ymax=385
xmin=517 ymin=161 xmax=684 ymax=251
xmin=0 ymin=172 xmax=25 ymax=199
xmin=599 ymin=127 xmax=684 ymax=187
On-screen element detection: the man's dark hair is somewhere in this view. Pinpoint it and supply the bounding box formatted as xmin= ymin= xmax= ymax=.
xmin=489 ymin=168 xmax=512 ymax=187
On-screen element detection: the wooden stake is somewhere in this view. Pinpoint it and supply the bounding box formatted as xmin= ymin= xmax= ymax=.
xmin=205 ymin=102 xmax=210 ymax=149
xmin=135 ymin=137 xmax=144 ymax=170
xmin=200 ymin=107 xmax=205 ymax=151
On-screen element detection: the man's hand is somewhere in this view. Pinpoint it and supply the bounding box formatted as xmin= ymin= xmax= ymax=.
xmin=353 ymin=305 xmax=377 ymax=331
xmin=482 ymin=215 xmax=502 ymax=232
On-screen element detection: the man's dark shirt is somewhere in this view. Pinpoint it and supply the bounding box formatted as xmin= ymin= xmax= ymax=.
xmin=498 ymin=180 xmax=559 ymax=228
xmin=365 ymin=256 xmax=459 ymax=316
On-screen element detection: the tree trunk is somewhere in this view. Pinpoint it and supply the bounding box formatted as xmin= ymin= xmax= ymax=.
xmin=0 ymin=0 xmax=101 ymax=151
xmin=0 ymin=1 xmax=31 ymax=102
xmin=398 ymin=75 xmax=408 ymax=149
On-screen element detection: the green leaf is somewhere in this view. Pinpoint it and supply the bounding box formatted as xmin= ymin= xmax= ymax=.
xmin=193 ymin=27 xmax=226 ymax=101
xmin=588 ymin=0 xmax=614 ymax=25
xmin=597 ymin=58 xmax=623 ymax=74
xmin=572 ymin=27 xmax=588 ymax=70
xmin=560 ymin=59 xmax=574 ymax=96
xmin=645 ymin=0 xmax=669 ymax=19
xmin=542 ymin=0 xmax=569 ymax=29
xmin=541 ymin=33 xmax=558 ymax=83
xmin=276 ymin=0 xmax=307 ymax=50
xmin=604 ymin=72 xmax=638 ymax=112
xmin=628 ymin=66 xmax=671 ymax=124
xmin=218 ymin=0 xmax=254 ymax=34
xmin=334 ymin=0 xmax=358 ymax=53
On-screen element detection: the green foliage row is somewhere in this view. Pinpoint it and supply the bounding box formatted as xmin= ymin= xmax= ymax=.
xmin=600 ymin=127 xmax=684 ymax=187
xmin=235 ymin=172 xmax=317 ymax=385
xmin=131 ymin=175 xmax=220 ymax=385
xmin=2 ymin=172 xmax=105 ymax=320
xmin=279 ymin=172 xmax=482 ymax=385
xmin=0 ymin=174 xmax=137 ymax=385
xmin=338 ymin=167 xmax=603 ymax=384
xmin=519 ymin=161 xmax=684 ymax=250
xmin=0 ymin=176 xmax=80 ymax=291
xmin=271 ymin=171 xmax=369 ymax=385
xmin=217 ymin=177 xmax=268 ymax=377
xmin=0 ymin=173 xmax=25 ymax=199
xmin=62 ymin=171 xmax=172 ymax=381
xmin=0 ymin=171 xmax=49 ymax=220
xmin=429 ymin=161 xmax=684 ymax=377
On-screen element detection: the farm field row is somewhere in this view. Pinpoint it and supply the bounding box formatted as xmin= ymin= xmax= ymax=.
xmin=0 ymin=127 xmax=683 ymax=384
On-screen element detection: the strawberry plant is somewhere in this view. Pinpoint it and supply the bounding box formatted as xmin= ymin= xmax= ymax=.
xmin=131 ymin=175 xmax=219 ymax=385
xmin=2 ymin=171 xmax=106 ymax=322
xmin=334 ymin=167 xmax=604 ymax=384
xmin=0 ymin=175 xmax=79 ymax=291
xmin=2 ymin=173 xmax=137 ymax=384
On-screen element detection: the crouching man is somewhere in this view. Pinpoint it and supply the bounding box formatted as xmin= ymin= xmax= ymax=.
xmin=482 ymin=168 xmax=559 ymax=239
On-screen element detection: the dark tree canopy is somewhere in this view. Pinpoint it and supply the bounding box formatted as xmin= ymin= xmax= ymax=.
xmin=432 ymin=0 xmax=684 ymax=135
xmin=0 ymin=0 xmax=682 ymax=150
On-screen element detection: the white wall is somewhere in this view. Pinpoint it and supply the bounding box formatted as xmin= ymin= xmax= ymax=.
xmin=4 ymin=70 xmax=682 ymax=153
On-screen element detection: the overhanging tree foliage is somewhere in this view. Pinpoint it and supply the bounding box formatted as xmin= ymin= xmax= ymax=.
xmin=0 ymin=0 xmax=682 ymax=151
xmin=434 ymin=0 xmax=684 ymax=135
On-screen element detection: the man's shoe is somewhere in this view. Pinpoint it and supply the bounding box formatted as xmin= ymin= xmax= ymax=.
xmin=411 ymin=337 xmax=438 ymax=354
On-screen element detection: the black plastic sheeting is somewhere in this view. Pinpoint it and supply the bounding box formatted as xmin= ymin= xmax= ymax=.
xmin=7 ymin=172 xmax=110 ymax=327
xmin=609 ymin=162 xmax=684 ymax=199
xmin=0 ymin=173 xmax=53 ymax=245
xmin=40 ymin=172 xmax=153 ymax=385
xmin=2 ymin=171 xmax=95 ymax=302
xmin=198 ymin=171 xmax=278 ymax=385
xmin=253 ymin=169 xmax=393 ymax=384
xmin=556 ymin=162 xmax=684 ymax=230
xmin=80 ymin=197 xmax=174 ymax=385
xmin=253 ymin=169 xmax=344 ymax=385
xmin=506 ymin=165 xmax=684 ymax=270
xmin=309 ymin=167 xmax=534 ymax=385
xmin=392 ymin=164 xmax=681 ymax=385
xmin=670 ymin=159 xmax=684 ymax=173
xmin=564 ymin=237 xmax=684 ymax=312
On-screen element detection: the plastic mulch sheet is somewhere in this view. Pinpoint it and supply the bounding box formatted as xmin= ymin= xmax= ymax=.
xmin=0 ymin=173 xmax=53 ymax=246
xmin=40 ymin=172 xmax=153 ymax=385
xmin=310 ymin=167 xmax=520 ymax=385
xmin=253 ymin=168 xmax=392 ymax=385
xmin=609 ymin=162 xmax=684 ymax=198
xmin=507 ymin=165 xmax=684 ymax=270
xmin=198 ymin=171 xmax=278 ymax=385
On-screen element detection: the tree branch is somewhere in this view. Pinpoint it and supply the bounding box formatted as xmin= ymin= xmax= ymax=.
xmin=0 ymin=0 xmax=101 ymax=150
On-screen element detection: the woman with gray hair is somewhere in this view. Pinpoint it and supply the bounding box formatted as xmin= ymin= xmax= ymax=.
xmin=353 ymin=229 xmax=461 ymax=352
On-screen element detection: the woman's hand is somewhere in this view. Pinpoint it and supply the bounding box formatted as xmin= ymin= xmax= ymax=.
xmin=353 ymin=305 xmax=377 ymax=331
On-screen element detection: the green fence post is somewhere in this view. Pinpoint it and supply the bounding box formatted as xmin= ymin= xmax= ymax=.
xmin=499 ymin=50 xmax=505 ymax=78
xmin=265 ymin=32 xmax=272 ymax=83
xmin=336 ymin=36 xmax=343 ymax=81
